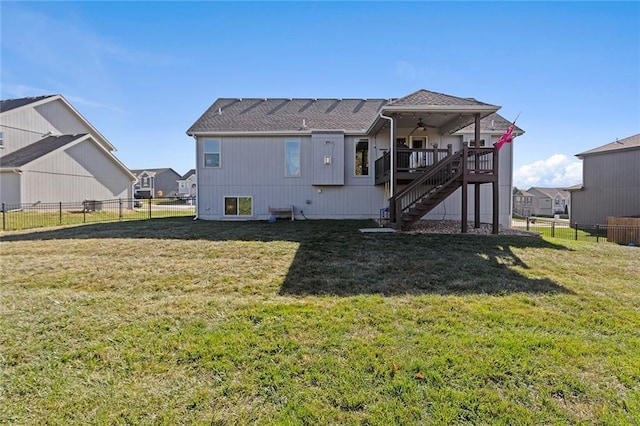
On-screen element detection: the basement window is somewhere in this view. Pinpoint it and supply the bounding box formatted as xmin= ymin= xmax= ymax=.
xmin=224 ymin=196 xmax=252 ymax=216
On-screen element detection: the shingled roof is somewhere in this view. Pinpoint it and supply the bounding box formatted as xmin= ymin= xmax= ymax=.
xmin=387 ymin=89 xmax=496 ymax=107
xmin=457 ymin=113 xmax=525 ymax=135
xmin=0 ymin=134 xmax=87 ymax=167
xmin=576 ymin=133 xmax=640 ymax=157
xmin=187 ymin=89 xmax=507 ymax=135
xmin=187 ymin=98 xmax=388 ymax=134
xmin=0 ymin=95 xmax=56 ymax=113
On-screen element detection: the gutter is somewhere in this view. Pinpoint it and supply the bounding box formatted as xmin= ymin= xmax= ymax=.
xmin=378 ymin=112 xmax=395 ymax=197
xmin=192 ymin=135 xmax=199 ymax=220
xmin=186 ymin=129 xmax=367 ymax=137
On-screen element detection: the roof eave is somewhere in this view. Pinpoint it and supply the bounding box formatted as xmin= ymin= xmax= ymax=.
xmin=381 ymin=105 xmax=500 ymax=114
xmin=187 ymin=129 xmax=368 ymax=137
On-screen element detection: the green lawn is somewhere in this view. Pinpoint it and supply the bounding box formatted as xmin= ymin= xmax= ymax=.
xmin=1 ymin=218 xmax=639 ymax=424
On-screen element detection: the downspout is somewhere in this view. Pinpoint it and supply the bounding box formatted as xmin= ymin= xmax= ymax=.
xmin=378 ymin=112 xmax=395 ymax=197
xmin=191 ymin=135 xmax=199 ymax=220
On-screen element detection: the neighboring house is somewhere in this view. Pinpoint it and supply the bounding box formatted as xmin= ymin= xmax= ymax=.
xmin=568 ymin=133 xmax=640 ymax=225
xmin=526 ymin=187 xmax=570 ymax=217
xmin=186 ymin=89 xmax=524 ymax=230
xmin=512 ymin=187 xmax=533 ymax=217
xmin=0 ymin=95 xmax=135 ymax=205
xmin=177 ymin=169 xmax=196 ymax=199
xmin=131 ymin=168 xmax=181 ymax=198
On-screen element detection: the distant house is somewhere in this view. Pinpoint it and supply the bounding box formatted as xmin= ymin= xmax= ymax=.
xmin=177 ymin=169 xmax=196 ymax=199
xmin=569 ymin=133 xmax=640 ymax=225
xmin=0 ymin=95 xmax=135 ymax=205
xmin=131 ymin=168 xmax=181 ymax=198
xmin=186 ymin=89 xmax=524 ymax=230
xmin=512 ymin=188 xmax=533 ymax=217
xmin=526 ymin=187 xmax=570 ymax=217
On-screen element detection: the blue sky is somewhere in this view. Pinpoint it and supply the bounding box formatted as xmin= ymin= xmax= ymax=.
xmin=2 ymin=1 xmax=638 ymax=188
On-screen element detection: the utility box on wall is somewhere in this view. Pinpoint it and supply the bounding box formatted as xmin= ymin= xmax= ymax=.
xmin=312 ymin=131 xmax=344 ymax=185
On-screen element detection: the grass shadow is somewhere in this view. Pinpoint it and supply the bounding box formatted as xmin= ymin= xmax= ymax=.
xmin=1 ymin=217 xmax=574 ymax=296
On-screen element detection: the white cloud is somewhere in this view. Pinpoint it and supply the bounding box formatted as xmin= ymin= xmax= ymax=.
xmin=514 ymin=154 xmax=582 ymax=189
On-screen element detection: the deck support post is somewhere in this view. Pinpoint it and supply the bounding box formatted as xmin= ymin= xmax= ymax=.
xmin=492 ymin=145 xmax=499 ymax=234
xmin=461 ymin=142 xmax=468 ymax=233
xmin=474 ymin=184 xmax=481 ymax=228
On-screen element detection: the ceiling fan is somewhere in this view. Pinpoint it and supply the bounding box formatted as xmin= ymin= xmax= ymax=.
xmin=408 ymin=118 xmax=436 ymax=136
xmin=416 ymin=118 xmax=435 ymax=130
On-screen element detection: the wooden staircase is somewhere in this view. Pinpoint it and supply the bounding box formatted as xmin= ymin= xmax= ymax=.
xmin=390 ymin=150 xmax=464 ymax=230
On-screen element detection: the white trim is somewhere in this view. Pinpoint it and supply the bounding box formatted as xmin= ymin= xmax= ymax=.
xmin=284 ymin=139 xmax=301 ymax=177
xmin=187 ymin=129 xmax=367 ymax=137
xmin=203 ymin=138 xmax=221 ymax=168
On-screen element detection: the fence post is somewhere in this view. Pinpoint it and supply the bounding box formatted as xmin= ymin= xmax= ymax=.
xmin=119 ymin=199 xmax=123 ymax=221
xmin=596 ymin=224 xmax=600 ymax=243
xmin=526 ymin=217 xmax=530 ymax=231
xmin=148 ymin=199 xmax=152 ymax=220
xmin=59 ymin=202 xmax=62 ymax=225
xmin=2 ymin=203 xmax=5 ymax=231
xmin=574 ymin=223 xmax=578 ymax=241
xmin=83 ymin=201 xmax=87 ymax=223
xmin=551 ymin=221 xmax=555 ymax=238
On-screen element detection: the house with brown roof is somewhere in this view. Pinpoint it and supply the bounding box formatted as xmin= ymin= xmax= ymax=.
xmin=568 ymin=133 xmax=640 ymax=225
xmin=186 ymin=89 xmax=523 ymax=231
xmin=0 ymin=95 xmax=135 ymax=206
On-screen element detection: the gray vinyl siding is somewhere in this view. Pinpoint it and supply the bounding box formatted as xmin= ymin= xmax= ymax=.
xmin=0 ymin=106 xmax=56 ymax=156
xmin=571 ymin=149 xmax=640 ymax=225
xmin=196 ymin=135 xmax=386 ymax=219
xmin=0 ymin=171 xmax=21 ymax=205
xmin=21 ymin=140 xmax=132 ymax=203
xmin=311 ymin=132 xmax=344 ymax=185
xmin=196 ymin=130 xmax=514 ymax=226
xmin=34 ymin=102 xmax=94 ymax=140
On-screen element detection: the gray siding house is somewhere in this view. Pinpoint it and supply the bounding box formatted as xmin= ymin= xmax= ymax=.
xmin=526 ymin=187 xmax=570 ymax=217
xmin=0 ymin=95 xmax=135 ymax=205
xmin=131 ymin=168 xmax=181 ymax=198
xmin=187 ymin=89 xmax=523 ymax=230
xmin=177 ymin=169 xmax=196 ymax=199
xmin=512 ymin=188 xmax=533 ymax=217
xmin=569 ymin=133 xmax=640 ymax=225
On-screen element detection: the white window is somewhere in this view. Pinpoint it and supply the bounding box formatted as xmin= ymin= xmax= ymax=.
xmin=224 ymin=196 xmax=252 ymax=216
xmin=204 ymin=139 xmax=221 ymax=168
xmin=355 ymin=138 xmax=369 ymax=176
xmin=470 ymin=139 xmax=486 ymax=147
xmin=285 ymin=139 xmax=300 ymax=177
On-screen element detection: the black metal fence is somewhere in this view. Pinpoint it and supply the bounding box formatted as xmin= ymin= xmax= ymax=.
xmin=513 ymin=217 xmax=639 ymax=246
xmin=1 ymin=197 xmax=196 ymax=231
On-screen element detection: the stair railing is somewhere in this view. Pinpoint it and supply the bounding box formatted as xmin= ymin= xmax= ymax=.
xmin=390 ymin=150 xmax=464 ymax=223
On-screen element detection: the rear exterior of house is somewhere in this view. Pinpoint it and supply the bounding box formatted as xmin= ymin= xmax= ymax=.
xmin=0 ymin=95 xmax=135 ymax=205
xmin=187 ymin=89 xmax=523 ymax=230
xmin=569 ymin=133 xmax=640 ymax=225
